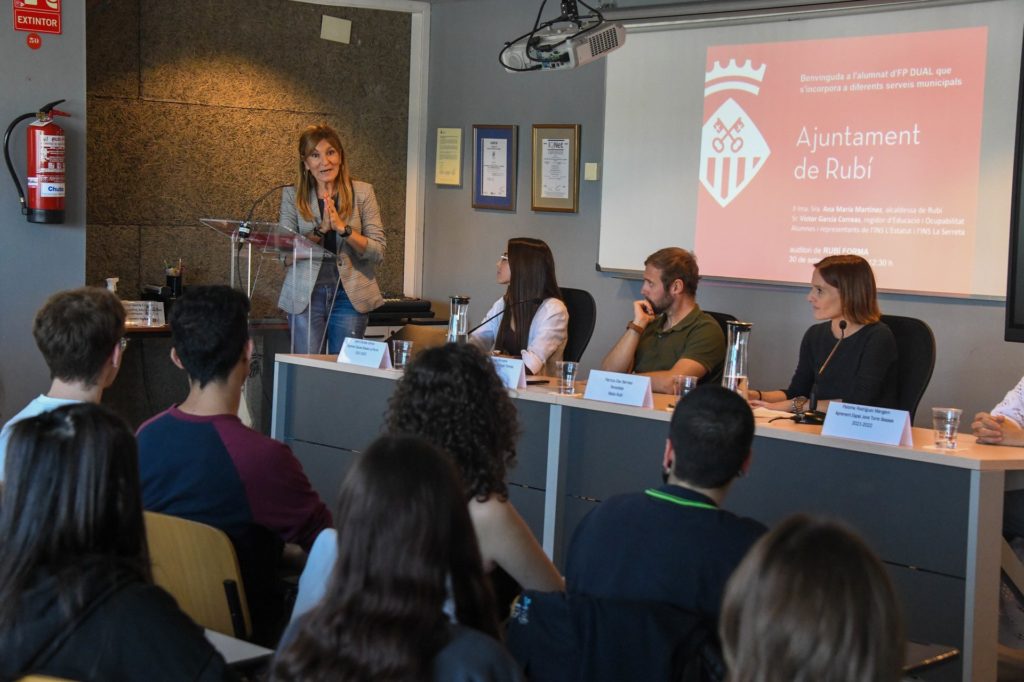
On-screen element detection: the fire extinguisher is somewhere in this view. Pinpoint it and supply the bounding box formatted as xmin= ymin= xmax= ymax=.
xmin=3 ymin=99 xmax=70 ymax=224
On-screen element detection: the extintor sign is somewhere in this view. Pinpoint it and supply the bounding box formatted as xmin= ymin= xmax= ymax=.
xmin=13 ymin=0 xmax=62 ymax=36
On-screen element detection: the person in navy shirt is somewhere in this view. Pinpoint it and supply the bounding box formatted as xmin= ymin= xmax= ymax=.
xmin=565 ymin=385 xmax=766 ymax=626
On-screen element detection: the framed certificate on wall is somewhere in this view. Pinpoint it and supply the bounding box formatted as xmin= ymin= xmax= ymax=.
xmin=472 ymin=124 xmax=517 ymax=211
xmin=531 ymin=124 xmax=580 ymax=213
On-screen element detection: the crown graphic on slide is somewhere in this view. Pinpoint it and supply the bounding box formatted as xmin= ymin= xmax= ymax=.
xmin=705 ymin=59 xmax=767 ymax=96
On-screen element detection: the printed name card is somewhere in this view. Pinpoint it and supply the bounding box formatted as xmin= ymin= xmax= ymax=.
xmin=337 ymin=338 xmax=392 ymax=369
xmin=821 ymin=402 xmax=912 ymax=446
xmin=122 ymin=300 xmax=165 ymax=327
xmin=583 ymin=370 xmax=654 ymax=408
xmin=491 ymin=357 xmax=527 ymax=390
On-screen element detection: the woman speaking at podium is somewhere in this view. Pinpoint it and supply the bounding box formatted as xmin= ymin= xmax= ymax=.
xmin=278 ymin=124 xmax=386 ymax=354
xmin=470 ymin=237 xmax=568 ymax=376
xmin=749 ymin=255 xmax=898 ymax=413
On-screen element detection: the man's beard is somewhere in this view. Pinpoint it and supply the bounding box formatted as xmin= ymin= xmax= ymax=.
xmin=647 ymin=296 xmax=669 ymax=316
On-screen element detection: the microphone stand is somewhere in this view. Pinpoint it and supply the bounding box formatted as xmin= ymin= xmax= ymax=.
xmin=239 ymin=183 xmax=293 ymax=241
xmin=794 ymin=320 xmax=847 ymax=425
xmin=467 ymin=297 xmax=544 ymax=336
xmin=232 ymin=183 xmax=292 ymax=294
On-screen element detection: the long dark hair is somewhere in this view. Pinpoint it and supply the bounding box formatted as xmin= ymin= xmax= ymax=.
xmin=386 ymin=343 xmax=519 ymax=502
xmin=0 ymin=403 xmax=150 ymax=634
xmin=720 ymin=514 xmax=904 ymax=682
xmin=271 ymin=435 xmax=499 ymax=681
xmin=495 ymin=237 xmax=562 ymax=356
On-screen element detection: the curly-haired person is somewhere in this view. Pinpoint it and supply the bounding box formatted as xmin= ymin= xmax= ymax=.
xmin=289 ymin=343 xmax=563 ymax=624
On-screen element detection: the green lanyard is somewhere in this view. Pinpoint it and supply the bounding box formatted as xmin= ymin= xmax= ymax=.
xmin=644 ymin=488 xmax=717 ymax=511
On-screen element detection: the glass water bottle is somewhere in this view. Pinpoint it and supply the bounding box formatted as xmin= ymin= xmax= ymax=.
xmin=721 ymin=320 xmax=753 ymax=399
xmin=447 ymin=295 xmax=471 ymax=344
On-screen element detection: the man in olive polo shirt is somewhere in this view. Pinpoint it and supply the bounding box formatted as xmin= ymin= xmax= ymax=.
xmin=601 ymin=247 xmax=724 ymax=394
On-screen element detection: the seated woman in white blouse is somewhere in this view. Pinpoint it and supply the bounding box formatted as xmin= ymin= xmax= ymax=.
xmin=470 ymin=237 xmax=568 ymax=376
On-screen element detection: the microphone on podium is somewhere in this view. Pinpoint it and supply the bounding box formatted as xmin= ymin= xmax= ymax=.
xmin=794 ymin=319 xmax=847 ymax=425
xmin=239 ymin=183 xmax=293 ymax=241
xmin=467 ymin=297 xmax=544 ymax=336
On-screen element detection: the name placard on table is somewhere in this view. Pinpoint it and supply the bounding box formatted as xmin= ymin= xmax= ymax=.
xmin=583 ymin=370 xmax=654 ymax=408
xmin=491 ymin=356 xmax=527 ymax=389
xmin=337 ymin=338 xmax=393 ymax=369
xmin=821 ymin=402 xmax=913 ymax=446
xmin=123 ymin=300 xmax=165 ymax=327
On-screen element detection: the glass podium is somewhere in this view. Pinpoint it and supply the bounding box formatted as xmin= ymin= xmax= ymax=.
xmin=199 ymin=218 xmax=333 ymax=354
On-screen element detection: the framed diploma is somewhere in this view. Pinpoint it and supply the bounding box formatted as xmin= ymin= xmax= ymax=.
xmin=472 ymin=124 xmax=518 ymax=211
xmin=531 ymin=124 xmax=580 ymax=212
xmin=435 ymin=127 xmax=463 ymax=186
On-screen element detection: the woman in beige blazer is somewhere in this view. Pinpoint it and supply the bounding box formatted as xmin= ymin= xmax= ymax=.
xmin=278 ymin=125 xmax=385 ymax=354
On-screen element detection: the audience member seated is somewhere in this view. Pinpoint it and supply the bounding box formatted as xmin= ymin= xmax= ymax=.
xmin=749 ymin=254 xmax=898 ymax=413
xmin=137 ymin=285 xmax=331 ymax=643
xmin=565 ymin=385 xmax=765 ymax=627
xmin=0 ymin=403 xmax=233 ymax=681
xmin=601 ymin=247 xmax=724 ymax=393
xmin=137 ymin=285 xmax=331 ymax=551
xmin=470 ymin=237 xmax=568 ymax=376
xmin=271 ymin=435 xmax=523 ymax=681
xmin=290 ymin=343 xmax=562 ymax=624
xmin=720 ymin=514 xmax=905 ymax=682
xmin=0 ymin=286 xmax=125 ymax=479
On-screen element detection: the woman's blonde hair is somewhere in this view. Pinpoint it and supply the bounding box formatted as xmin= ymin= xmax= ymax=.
xmin=295 ymin=124 xmax=353 ymax=223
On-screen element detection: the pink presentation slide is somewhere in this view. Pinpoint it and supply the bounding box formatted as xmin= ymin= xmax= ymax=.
xmin=694 ymin=27 xmax=988 ymax=295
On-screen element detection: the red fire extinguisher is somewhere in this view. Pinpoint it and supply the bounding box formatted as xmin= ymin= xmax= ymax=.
xmin=4 ymin=99 xmax=70 ymax=224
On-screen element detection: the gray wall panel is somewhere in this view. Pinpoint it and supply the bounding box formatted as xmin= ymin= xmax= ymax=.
xmin=290 ymin=440 xmax=359 ymax=509
xmin=728 ymin=438 xmax=971 ymax=578
xmin=0 ymin=7 xmax=87 ymax=421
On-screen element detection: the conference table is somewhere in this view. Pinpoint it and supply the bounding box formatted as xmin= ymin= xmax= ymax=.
xmin=271 ymin=354 xmax=1024 ymax=682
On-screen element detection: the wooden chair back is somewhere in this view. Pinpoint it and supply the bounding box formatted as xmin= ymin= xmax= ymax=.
xmin=144 ymin=511 xmax=251 ymax=638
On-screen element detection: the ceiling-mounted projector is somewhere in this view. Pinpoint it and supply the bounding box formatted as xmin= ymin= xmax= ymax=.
xmin=502 ymin=21 xmax=625 ymax=72
xmin=500 ymin=0 xmax=625 ymax=73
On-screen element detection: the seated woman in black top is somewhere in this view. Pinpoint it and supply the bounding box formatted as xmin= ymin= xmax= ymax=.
xmin=0 ymin=403 xmax=231 ymax=682
xmin=750 ymin=255 xmax=898 ymax=414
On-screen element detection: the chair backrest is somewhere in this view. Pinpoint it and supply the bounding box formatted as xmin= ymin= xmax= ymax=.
xmin=561 ymin=287 xmax=597 ymax=363
xmin=702 ymin=310 xmax=737 ymax=337
xmin=880 ymin=314 xmax=935 ymax=422
xmin=507 ymin=590 xmax=723 ymax=682
xmin=388 ymin=323 xmax=448 ymax=360
xmin=145 ymin=511 xmax=251 ymax=638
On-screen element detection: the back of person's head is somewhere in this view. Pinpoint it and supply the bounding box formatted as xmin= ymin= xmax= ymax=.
xmin=645 ymin=247 xmax=700 ymax=296
xmin=669 ymin=385 xmax=753 ymax=488
xmin=271 ymin=435 xmax=498 ymax=682
xmin=814 ymin=254 xmax=881 ymax=325
xmin=386 ymin=343 xmax=519 ymax=501
xmin=720 ymin=514 xmax=905 ymax=682
xmin=32 ymin=286 xmax=125 ymax=387
xmin=169 ymin=285 xmax=250 ymax=388
xmin=0 ymin=403 xmax=148 ymax=632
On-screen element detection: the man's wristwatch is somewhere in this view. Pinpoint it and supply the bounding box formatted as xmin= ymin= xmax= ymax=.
xmin=626 ymin=321 xmax=645 ymax=335
xmin=792 ymin=396 xmax=808 ymax=414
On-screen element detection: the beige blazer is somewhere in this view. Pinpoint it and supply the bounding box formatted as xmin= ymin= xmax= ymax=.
xmin=277 ymin=180 xmax=386 ymax=315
